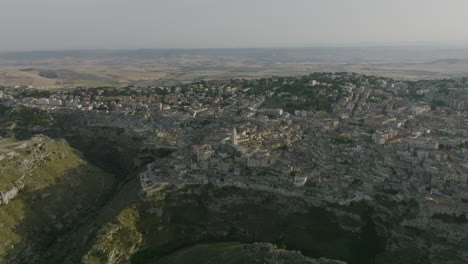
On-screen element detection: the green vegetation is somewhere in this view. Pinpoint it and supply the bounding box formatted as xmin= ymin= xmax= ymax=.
xmin=334 ymin=136 xmax=353 ymax=144
xmin=432 ymin=213 xmax=468 ymax=224
xmin=0 ymin=136 xmax=90 ymax=191
xmin=405 ymin=82 xmax=425 ymax=99
xmin=248 ymin=73 xmax=375 ymax=113
xmin=439 ymin=142 xmax=468 ymax=150
xmin=84 ymin=207 xmax=142 ymax=264
xmin=0 ymin=137 xmax=115 ymax=263
xmin=275 ymin=143 xmax=289 ymax=151
xmin=366 ymin=98 xmax=380 ymax=104
xmin=4 ymin=106 xmax=53 ymax=127
xmin=18 ymin=89 xmax=53 ymax=98
xmin=262 ymin=93 xmax=335 ymax=113
xmin=454 ymin=142 xmax=468 ymax=149
xmin=431 ymin=100 xmax=446 ymax=110
xmin=437 ymin=86 xmax=450 ymax=95
xmin=76 ymin=79 xmax=116 ymax=87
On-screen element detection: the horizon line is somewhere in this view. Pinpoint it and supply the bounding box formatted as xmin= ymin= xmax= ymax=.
xmin=2 ymin=42 xmax=468 ymax=54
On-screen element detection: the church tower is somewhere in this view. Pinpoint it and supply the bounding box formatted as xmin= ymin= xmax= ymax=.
xmin=232 ymin=127 xmax=238 ymax=146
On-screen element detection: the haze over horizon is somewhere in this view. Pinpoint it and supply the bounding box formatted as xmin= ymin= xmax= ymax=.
xmin=1 ymin=0 xmax=468 ymax=51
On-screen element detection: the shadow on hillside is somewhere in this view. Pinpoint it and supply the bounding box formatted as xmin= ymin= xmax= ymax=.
xmin=3 ymin=164 xmax=119 ymax=264
xmin=130 ymin=185 xmax=389 ymax=264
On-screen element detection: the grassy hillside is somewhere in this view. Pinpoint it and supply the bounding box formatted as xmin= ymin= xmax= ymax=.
xmin=0 ymin=136 xmax=115 ymax=263
xmin=83 ymin=207 xmax=143 ymax=264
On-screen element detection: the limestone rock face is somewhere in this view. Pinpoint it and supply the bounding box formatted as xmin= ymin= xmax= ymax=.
xmin=0 ymin=187 xmax=19 ymax=205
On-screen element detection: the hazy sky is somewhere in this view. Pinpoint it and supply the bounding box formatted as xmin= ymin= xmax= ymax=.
xmin=1 ymin=0 xmax=468 ymax=51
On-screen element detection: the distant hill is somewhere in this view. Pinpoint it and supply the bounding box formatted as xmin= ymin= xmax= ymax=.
xmin=2 ymin=46 xmax=468 ymax=64
xmin=426 ymin=58 xmax=468 ymax=64
xmin=1 ymin=46 xmax=468 ymax=88
xmin=20 ymin=68 xmax=111 ymax=81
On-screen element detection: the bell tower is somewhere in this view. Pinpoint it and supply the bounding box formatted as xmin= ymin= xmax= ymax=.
xmin=232 ymin=127 xmax=238 ymax=146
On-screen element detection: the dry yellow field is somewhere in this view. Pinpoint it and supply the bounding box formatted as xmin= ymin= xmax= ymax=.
xmin=1 ymin=54 xmax=468 ymax=89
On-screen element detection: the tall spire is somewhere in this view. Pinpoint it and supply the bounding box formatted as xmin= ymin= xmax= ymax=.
xmin=232 ymin=127 xmax=238 ymax=146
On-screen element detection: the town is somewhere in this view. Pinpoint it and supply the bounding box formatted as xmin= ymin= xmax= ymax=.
xmin=2 ymin=72 xmax=468 ymax=263
xmin=2 ymin=73 xmax=467 ymax=211
xmin=2 ymin=75 xmax=468 ymax=199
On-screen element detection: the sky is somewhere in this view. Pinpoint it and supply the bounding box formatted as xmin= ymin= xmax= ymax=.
xmin=0 ymin=0 xmax=468 ymax=51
